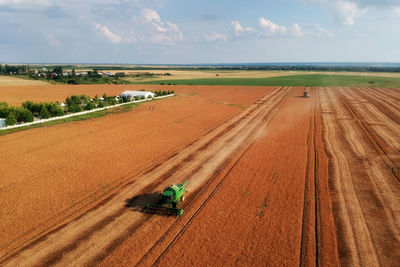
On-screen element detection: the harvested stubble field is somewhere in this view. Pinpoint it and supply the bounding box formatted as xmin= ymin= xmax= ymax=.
xmin=1 ymin=85 xmax=400 ymax=266
xmin=0 ymin=76 xmax=49 ymax=86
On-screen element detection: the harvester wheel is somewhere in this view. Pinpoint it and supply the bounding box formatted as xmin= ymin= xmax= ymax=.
xmin=181 ymin=196 xmax=185 ymax=202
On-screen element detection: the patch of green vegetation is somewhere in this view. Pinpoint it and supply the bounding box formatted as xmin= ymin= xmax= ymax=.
xmin=0 ymin=102 xmax=138 ymax=136
xmin=137 ymin=74 xmax=400 ymax=88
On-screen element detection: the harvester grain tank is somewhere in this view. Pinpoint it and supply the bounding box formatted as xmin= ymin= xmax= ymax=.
xmin=144 ymin=181 xmax=189 ymax=217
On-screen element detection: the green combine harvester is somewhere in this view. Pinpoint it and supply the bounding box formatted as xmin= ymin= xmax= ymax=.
xmin=144 ymin=181 xmax=189 ymax=217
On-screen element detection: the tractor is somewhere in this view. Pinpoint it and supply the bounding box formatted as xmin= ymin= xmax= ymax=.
xmin=144 ymin=181 xmax=188 ymax=217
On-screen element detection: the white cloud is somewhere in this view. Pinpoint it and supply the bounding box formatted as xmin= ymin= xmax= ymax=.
xmin=141 ymin=8 xmax=183 ymax=44
xmin=95 ymin=24 xmax=122 ymax=43
xmin=393 ymin=6 xmax=400 ymax=17
xmin=305 ymin=0 xmax=367 ymax=25
xmin=142 ymin=8 xmax=166 ymax=32
xmin=46 ymin=33 xmax=61 ymax=47
xmin=231 ymin=21 xmax=255 ymax=36
xmin=203 ymin=32 xmax=227 ymax=42
xmin=230 ymin=18 xmax=329 ymax=39
xmin=335 ymin=0 xmax=366 ymax=25
xmin=301 ymin=24 xmax=333 ymax=37
xmin=259 ymin=17 xmax=287 ymax=35
xmin=289 ymin=24 xmax=304 ymax=37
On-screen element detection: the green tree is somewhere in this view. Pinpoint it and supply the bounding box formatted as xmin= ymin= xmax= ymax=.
xmin=85 ymin=102 xmax=95 ymax=110
xmin=98 ymin=101 xmax=106 ymax=108
xmin=0 ymin=106 xmax=9 ymax=118
xmin=0 ymin=102 xmax=8 ymax=108
xmin=68 ymin=104 xmax=83 ymax=113
xmin=22 ymin=101 xmax=33 ymax=111
xmin=40 ymin=105 xmax=51 ymax=119
xmin=109 ymin=98 xmax=117 ymax=105
xmin=70 ymin=95 xmax=82 ymax=105
xmin=80 ymin=94 xmax=90 ymax=103
xmin=47 ymin=103 xmax=64 ymax=116
xmin=5 ymin=111 xmax=17 ymax=126
xmin=19 ymin=108 xmax=34 ymax=122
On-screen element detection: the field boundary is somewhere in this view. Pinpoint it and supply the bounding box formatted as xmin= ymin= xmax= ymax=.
xmin=0 ymin=94 xmax=174 ymax=131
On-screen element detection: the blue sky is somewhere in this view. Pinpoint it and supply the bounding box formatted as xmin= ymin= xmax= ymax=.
xmin=0 ymin=0 xmax=399 ymax=64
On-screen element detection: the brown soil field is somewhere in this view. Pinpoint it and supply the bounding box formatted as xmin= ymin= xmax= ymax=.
xmin=1 ymin=86 xmax=400 ymax=266
xmin=0 ymin=85 xmax=273 ymax=263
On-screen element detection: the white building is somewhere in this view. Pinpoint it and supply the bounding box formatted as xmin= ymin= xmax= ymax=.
xmin=121 ymin=90 xmax=155 ymax=100
xmin=0 ymin=118 xmax=6 ymax=128
xmin=76 ymin=71 xmax=88 ymax=76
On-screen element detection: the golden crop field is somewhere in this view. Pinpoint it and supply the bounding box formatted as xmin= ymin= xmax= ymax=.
xmin=0 ymin=76 xmax=49 ymax=86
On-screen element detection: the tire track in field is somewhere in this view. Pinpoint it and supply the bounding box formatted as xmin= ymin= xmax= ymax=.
xmin=299 ymin=88 xmax=317 ymax=267
xmin=1 ymin=87 xmax=291 ymax=267
xmin=339 ymin=89 xmax=400 ymax=180
xmin=323 ymin=87 xmax=400 ymax=266
xmin=353 ymin=88 xmax=400 ymax=127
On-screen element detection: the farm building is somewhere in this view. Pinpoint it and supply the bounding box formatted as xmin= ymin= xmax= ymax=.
xmin=121 ymin=90 xmax=155 ymax=100
xmin=0 ymin=118 xmax=5 ymax=128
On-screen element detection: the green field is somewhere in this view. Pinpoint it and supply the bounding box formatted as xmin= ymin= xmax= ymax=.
xmin=138 ymin=74 xmax=400 ymax=87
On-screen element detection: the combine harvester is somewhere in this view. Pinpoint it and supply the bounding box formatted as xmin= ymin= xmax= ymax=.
xmin=144 ymin=181 xmax=189 ymax=217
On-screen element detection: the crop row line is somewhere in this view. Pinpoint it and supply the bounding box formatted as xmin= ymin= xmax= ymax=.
xmin=339 ymin=91 xmax=400 ymax=181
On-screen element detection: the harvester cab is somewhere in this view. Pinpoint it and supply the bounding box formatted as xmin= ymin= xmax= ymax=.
xmin=144 ymin=181 xmax=189 ymax=217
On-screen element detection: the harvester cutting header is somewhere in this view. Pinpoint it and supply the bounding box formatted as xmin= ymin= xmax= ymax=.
xmin=144 ymin=181 xmax=189 ymax=217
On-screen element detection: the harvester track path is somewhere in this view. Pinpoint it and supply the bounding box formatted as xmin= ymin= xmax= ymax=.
xmin=299 ymin=86 xmax=318 ymax=267
xmin=135 ymin=87 xmax=292 ymax=266
xmin=339 ymin=88 xmax=400 ymax=181
xmin=321 ymin=87 xmax=400 ymax=266
xmin=1 ymin=87 xmax=292 ymax=267
xmin=353 ymin=88 xmax=400 ymax=129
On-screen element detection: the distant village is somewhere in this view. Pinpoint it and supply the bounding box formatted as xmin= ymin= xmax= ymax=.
xmin=32 ymin=67 xmax=125 ymax=79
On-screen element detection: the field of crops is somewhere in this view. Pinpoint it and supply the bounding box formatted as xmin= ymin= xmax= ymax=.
xmin=140 ymin=74 xmax=400 ymax=88
xmin=1 ymin=83 xmax=400 ymax=266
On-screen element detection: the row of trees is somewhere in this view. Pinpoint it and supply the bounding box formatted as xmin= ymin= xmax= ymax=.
xmin=22 ymin=101 xmax=64 ymax=118
xmin=153 ymin=90 xmax=174 ymax=97
xmin=1 ymin=90 xmax=175 ymax=127
xmin=0 ymin=102 xmax=34 ymax=126
xmin=0 ymin=64 xmax=125 ymax=85
xmin=0 ymin=65 xmax=29 ymax=75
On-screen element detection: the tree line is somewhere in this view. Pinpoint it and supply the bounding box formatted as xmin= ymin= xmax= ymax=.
xmin=0 ymin=90 xmax=174 ymax=127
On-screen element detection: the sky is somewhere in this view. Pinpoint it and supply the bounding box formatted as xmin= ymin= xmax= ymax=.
xmin=0 ymin=0 xmax=399 ymax=64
